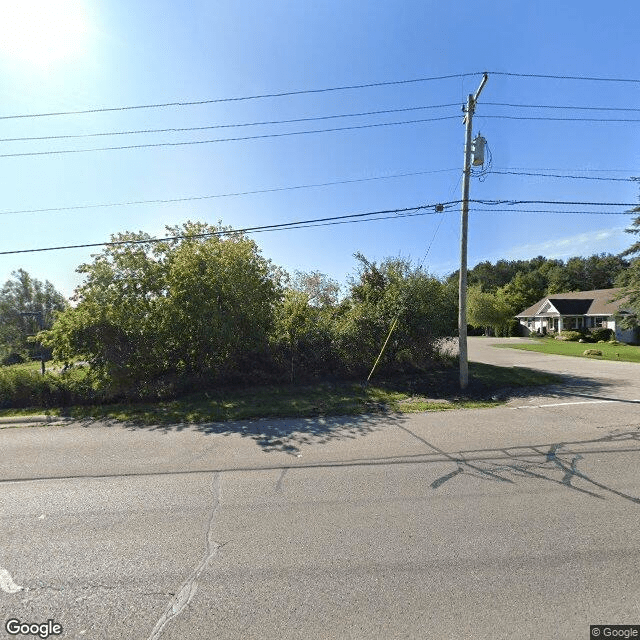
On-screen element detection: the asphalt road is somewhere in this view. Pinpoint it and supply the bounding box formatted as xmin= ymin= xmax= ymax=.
xmin=1 ymin=338 xmax=639 ymax=639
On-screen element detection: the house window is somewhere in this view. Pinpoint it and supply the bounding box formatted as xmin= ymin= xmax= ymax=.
xmin=564 ymin=317 xmax=583 ymax=330
xmin=594 ymin=316 xmax=607 ymax=328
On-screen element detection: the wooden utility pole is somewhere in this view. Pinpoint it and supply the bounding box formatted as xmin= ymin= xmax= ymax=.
xmin=459 ymin=73 xmax=488 ymax=389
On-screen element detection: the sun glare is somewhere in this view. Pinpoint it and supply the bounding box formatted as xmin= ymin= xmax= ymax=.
xmin=0 ymin=0 xmax=88 ymax=65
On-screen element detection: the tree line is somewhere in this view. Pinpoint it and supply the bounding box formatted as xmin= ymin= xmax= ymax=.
xmin=446 ymin=253 xmax=632 ymax=336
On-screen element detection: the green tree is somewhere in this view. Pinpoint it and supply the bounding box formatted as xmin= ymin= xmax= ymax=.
xmin=498 ymin=270 xmax=546 ymax=314
xmin=291 ymin=270 xmax=341 ymax=307
xmin=617 ymin=211 xmax=640 ymax=331
xmin=338 ymin=254 xmax=457 ymax=376
xmin=40 ymin=222 xmax=282 ymax=395
xmin=467 ymin=285 xmax=513 ymax=336
xmin=0 ymin=269 xmax=67 ymax=363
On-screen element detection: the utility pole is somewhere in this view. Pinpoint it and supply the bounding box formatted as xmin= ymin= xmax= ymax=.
xmin=458 ymin=72 xmax=488 ymax=390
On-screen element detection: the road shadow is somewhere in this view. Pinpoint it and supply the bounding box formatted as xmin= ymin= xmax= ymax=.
xmin=502 ymin=372 xmax=638 ymax=405
xmin=422 ymin=428 xmax=640 ymax=506
xmin=75 ymin=409 xmax=415 ymax=456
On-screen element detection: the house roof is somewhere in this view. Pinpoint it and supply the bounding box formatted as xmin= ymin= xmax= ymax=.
xmin=515 ymin=288 xmax=630 ymax=318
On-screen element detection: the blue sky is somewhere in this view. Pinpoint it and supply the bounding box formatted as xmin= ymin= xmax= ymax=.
xmin=0 ymin=0 xmax=638 ymax=299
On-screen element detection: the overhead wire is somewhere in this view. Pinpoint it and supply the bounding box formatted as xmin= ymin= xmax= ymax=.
xmin=5 ymin=200 xmax=627 ymax=256
xmin=0 ymin=169 xmax=635 ymax=218
xmin=0 ymin=168 xmax=460 ymax=216
xmin=487 ymin=171 xmax=638 ymax=182
xmin=6 ymin=101 xmax=637 ymax=146
xmin=0 ymin=73 xmax=482 ymax=121
xmin=478 ymin=114 xmax=640 ymax=122
xmin=0 ymin=103 xmax=461 ymax=143
xmin=0 ymin=115 xmax=460 ymax=158
xmin=469 ymin=208 xmax=634 ymax=215
xmin=494 ymin=166 xmax=636 ymax=173
xmin=2 ymin=70 xmax=640 ymax=122
xmin=488 ymin=71 xmax=640 ymax=83
xmin=0 ymin=201 xmax=462 ymax=255
xmin=470 ymin=199 xmax=637 ymax=207
xmin=485 ymin=102 xmax=640 ymax=112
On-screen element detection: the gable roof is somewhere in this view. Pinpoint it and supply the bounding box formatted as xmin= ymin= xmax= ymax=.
xmin=516 ymin=288 xmax=630 ymax=318
xmin=547 ymin=298 xmax=593 ymax=315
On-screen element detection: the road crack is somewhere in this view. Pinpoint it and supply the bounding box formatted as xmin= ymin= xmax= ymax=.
xmin=147 ymin=473 xmax=223 ymax=640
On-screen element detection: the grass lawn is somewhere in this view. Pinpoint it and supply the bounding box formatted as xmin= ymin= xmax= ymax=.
xmin=496 ymin=338 xmax=640 ymax=363
xmin=0 ymin=361 xmax=561 ymax=426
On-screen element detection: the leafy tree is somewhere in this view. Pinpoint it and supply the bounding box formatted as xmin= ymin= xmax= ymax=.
xmin=274 ymin=270 xmax=343 ymax=382
xmin=617 ymin=210 xmax=640 ymax=331
xmin=40 ymin=222 xmax=282 ymax=394
xmin=0 ymin=269 xmax=67 ymax=363
xmin=467 ymin=285 xmax=513 ymax=336
xmin=291 ymin=270 xmax=341 ymax=307
xmin=337 ymin=254 xmax=457 ymax=376
xmin=498 ymin=270 xmax=546 ymax=313
xmin=274 ymin=288 xmax=339 ymax=382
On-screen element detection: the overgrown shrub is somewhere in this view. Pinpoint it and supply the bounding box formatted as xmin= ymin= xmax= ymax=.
xmin=0 ymin=367 xmax=100 ymax=408
xmin=589 ymin=327 xmax=613 ymax=342
xmin=559 ymin=330 xmax=582 ymax=341
xmin=31 ymin=243 xmax=461 ymax=400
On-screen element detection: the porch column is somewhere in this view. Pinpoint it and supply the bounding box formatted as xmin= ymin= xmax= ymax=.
xmin=558 ymin=317 xmax=563 ymax=334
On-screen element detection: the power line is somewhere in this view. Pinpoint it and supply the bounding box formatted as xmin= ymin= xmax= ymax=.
xmin=479 ymin=114 xmax=640 ymax=122
xmin=0 ymin=168 xmax=460 ymax=216
xmin=493 ymin=166 xmax=636 ymax=173
xmin=472 ymin=199 xmax=637 ymax=207
xmin=1 ymin=166 xmax=636 ymax=218
xmin=0 ymin=103 xmax=461 ymax=144
xmin=0 ymin=73 xmax=481 ymax=121
xmin=489 ymin=171 xmax=638 ymax=182
xmin=0 ymin=197 xmax=634 ymax=256
xmin=0 ymin=202 xmax=461 ymax=255
xmin=490 ymin=71 xmax=640 ymax=83
xmin=469 ymin=208 xmax=634 ymax=215
xmin=0 ymin=115 xmax=460 ymax=158
xmin=485 ymin=102 xmax=640 ymax=112
xmin=2 ymin=70 xmax=639 ymax=123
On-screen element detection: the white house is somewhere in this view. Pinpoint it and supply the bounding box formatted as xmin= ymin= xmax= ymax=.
xmin=515 ymin=288 xmax=637 ymax=343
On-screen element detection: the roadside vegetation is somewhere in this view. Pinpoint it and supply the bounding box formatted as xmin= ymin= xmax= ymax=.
xmin=0 ymin=361 xmax=560 ymax=425
xmin=1 ymin=211 xmax=638 ymax=420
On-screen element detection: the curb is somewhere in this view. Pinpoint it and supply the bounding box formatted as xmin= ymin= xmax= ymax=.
xmin=0 ymin=415 xmax=71 ymax=425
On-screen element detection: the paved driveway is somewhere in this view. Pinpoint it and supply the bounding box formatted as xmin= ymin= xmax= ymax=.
xmin=467 ymin=336 xmax=640 ymax=404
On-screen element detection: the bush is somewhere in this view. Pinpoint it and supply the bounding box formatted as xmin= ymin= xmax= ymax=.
xmin=0 ymin=366 xmax=101 ymax=408
xmin=590 ymin=327 xmax=613 ymax=342
xmin=559 ymin=330 xmax=581 ymax=341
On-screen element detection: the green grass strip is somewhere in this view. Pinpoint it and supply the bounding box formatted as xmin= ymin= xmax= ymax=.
xmin=0 ymin=362 xmax=560 ymax=426
xmin=496 ymin=338 xmax=640 ymax=363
